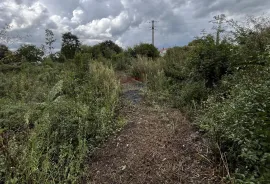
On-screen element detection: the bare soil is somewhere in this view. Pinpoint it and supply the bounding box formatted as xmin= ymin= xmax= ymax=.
xmin=87 ymin=74 xmax=221 ymax=184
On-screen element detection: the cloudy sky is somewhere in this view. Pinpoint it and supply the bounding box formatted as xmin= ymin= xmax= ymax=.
xmin=0 ymin=0 xmax=270 ymax=50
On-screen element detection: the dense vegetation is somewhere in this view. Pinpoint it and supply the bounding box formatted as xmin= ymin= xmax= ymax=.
xmin=0 ymin=24 xmax=162 ymax=182
xmin=0 ymin=60 xmax=122 ymax=182
xmin=1 ymin=15 xmax=270 ymax=183
xmin=0 ymin=31 xmax=124 ymax=182
xmin=128 ymin=16 xmax=270 ymax=183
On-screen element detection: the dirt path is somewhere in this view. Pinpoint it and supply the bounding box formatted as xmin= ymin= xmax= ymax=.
xmin=87 ymin=74 xmax=221 ymax=184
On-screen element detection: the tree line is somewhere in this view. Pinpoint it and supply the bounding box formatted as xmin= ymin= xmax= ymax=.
xmin=0 ymin=27 xmax=160 ymax=66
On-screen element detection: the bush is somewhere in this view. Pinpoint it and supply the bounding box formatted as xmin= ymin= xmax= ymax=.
xmin=112 ymin=52 xmax=133 ymax=71
xmin=17 ymin=44 xmax=44 ymax=63
xmin=197 ymin=66 xmax=270 ymax=182
xmin=164 ymin=46 xmax=193 ymax=81
xmin=80 ymin=41 xmax=123 ymax=60
xmin=170 ymin=80 xmax=208 ymax=109
xmin=189 ymin=35 xmax=233 ymax=88
xmin=50 ymin=52 xmax=67 ymax=63
xmin=0 ymin=44 xmax=8 ymax=60
xmin=132 ymin=43 xmax=160 ymax=59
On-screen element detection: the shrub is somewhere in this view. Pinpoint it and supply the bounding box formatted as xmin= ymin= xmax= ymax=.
xmin=80 ymin=41 xmax=123 ymax=60
xmin=112 ymin=52 xmax=132 ymax=71
xmin=17 ymin=44 xmax=44 ymax=63
xmin=189 ymin=35 xmax=233 ymax=88
xmin=164 ymin=46 xmax=193 ymax=81
xmin=0 ymin=44 xmax=8 ymax=60
xmin=132 ymin=43 xmax=160 ymax=59
xmin=171 ymin=80 xmax=208 ymax=109
xmin=99 ymin=40 xmax=123 ymax=59
xmin=196 ymin=65 xmax=270 ymax=183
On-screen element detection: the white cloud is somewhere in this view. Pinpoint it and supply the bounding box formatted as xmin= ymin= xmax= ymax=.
xmin=71 ymin=8 xmax=84 ymax=24
xmin=1 ymin=0 xmax=270 ymax=49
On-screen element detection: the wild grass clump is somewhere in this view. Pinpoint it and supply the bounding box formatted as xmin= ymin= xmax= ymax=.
xmin=130 ymin=57 xmax=169 ymax=103
xmin=0 ymin=60 xmax=121 ymax=183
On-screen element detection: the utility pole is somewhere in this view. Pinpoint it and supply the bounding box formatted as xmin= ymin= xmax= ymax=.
xmin=149 ymin=20 xmax=158 ymax=46
xmin=152 ymin=20 xmax=155 ymax=46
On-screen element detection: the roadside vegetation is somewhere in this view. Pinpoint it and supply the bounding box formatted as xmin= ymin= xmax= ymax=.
xmin=1 ymin=15 xmax=270 ymax=183
xmin=130 ymin=15 xmax=270 ymax=183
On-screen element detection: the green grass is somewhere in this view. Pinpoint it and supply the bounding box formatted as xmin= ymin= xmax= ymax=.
xmin=0 ymin=61 xmax=121 ymax=183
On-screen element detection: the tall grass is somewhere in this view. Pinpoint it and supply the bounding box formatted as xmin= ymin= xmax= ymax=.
xmin=129 ymin=56 xmax=169 ymax=103
xmin=0 ymin=61 xmax=121 ymax=183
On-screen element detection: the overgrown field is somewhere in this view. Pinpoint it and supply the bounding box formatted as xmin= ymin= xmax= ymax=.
xmin=1 ymin=15 xmax=270 ymax=184
xmin=0 ymin=61 xmax=121 ymax=183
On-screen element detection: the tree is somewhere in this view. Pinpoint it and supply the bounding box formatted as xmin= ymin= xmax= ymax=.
xmin=0 ymin=44 xmax=8 ymax=60
xmin=45 ymin=29 xmax=56 ymax=54
xmin=190 ymin=35 xmax=233 ymax=88
xmin=61 ymin=32 xmax=80 ymax=59
xmin=17 ymin=44 xmax=44 ymax=62
xmin=99 ymin=40 xmax=123 ymax=59
xmin=0 ymin=24 xmax=28 ymax=45
xmin=228 ymin=16 xmax=270 ymax=67
xmin=132 ymin=43 xmax=160 ymax=59
xmin=0 ymin=24 xmax=12 ymax=45
xmin=210 ymin=14 xmax=226 ymax=45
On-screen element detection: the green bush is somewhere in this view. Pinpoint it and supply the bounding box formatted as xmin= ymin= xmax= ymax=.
xmin=164 ymin=46 xmax=193 ymax=81
xmin=112 ymin=52 xmax=132 ymax=71
xmin=196 ymin=66 xmax=270 ymax=183
xmin=80 ymin=41 xmax=123 ymax=60
xmin=132 ymin=43 xmax=160 ymax=59
xmin=189 ymin=35 xmax=233 ymax=88
xmin=0 ymin=44 xmax=8 ymax=60
xmin=17 ymin=44 xmax=44 ymax=63
xmin=170 ymin=80 xmax=208 ymax=109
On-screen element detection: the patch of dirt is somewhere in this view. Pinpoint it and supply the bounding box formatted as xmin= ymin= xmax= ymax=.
xmin=87 ymin=73 xmax=222 ymax=184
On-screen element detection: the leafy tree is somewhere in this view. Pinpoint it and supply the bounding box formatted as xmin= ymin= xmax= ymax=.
xmin=99 ymin=40 xmax=122 ymax=59
xmin=80 ymin=41 xmax=123 ymax=60
xmin=17 ymin=44 xmax=44 ymax=62
xmin=0 ymin=44 xmax=8 ymax=60
xmin=45 ymin=29 xmax=56 ymax=54
xmin=61 ymin=32 xmax=80 ymax=59
xmin=229 ymin=16 xmax=270 ymax=68
xmin=133 ymin=43 xmax=160 ymax=59
xmin=81 ymin=44 xmax=102 ymax=60
xmin=190 ymin=35 xmax=233 ymax=88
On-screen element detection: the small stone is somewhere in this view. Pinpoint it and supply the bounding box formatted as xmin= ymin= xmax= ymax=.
xmin=120 ymin=165 xmax=126 ymax=171
xmin=162 ymin=158 xmax=167 ymax=162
